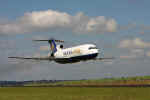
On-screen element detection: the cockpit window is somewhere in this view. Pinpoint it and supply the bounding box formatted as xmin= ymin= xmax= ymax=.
xmin=88 ymin=47 xmax=97 ymax=50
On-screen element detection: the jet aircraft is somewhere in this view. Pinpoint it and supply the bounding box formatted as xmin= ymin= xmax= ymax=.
xmin=8 ymin=39 xmax=113 ymax=64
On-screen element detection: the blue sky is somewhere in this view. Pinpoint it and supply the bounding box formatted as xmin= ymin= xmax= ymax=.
xmin=0 ymin=0 xmax=150 ymax=80
xmin=1 ymin=0 xmax=150 ymax=22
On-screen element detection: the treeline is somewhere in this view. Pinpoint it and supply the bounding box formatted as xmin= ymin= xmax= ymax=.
xmin=0 ymin=80 xmax=79 ymax=87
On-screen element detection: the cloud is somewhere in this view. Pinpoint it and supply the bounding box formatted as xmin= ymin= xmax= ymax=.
xmin=119 ymin=22 xmax=137 ymax=31
xmin=119 ymin=38 xmax=150 ymax=48
xmin=120 ymin=49 xmax=144 ymax=59
xmin=119 ymin=22 xmax=150 ymax=35
xmin=0 ymin=9 xmax=118 ymax=35
xmin=119 ymin=38 xmax=148 ymax=59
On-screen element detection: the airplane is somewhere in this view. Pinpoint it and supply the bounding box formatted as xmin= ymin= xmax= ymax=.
xmin=8 ymin=38 xmax=114 ymax=64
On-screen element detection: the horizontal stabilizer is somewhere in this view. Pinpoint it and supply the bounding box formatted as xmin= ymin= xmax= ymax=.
xmin=33 ymin=39 xmax=64 ymax=43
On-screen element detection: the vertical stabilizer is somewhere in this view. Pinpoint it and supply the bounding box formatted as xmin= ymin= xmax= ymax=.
xmin=33 ymin=38 xmax=64 ymax=57
xmin=49 ymin=39 xmax=57 ymax=54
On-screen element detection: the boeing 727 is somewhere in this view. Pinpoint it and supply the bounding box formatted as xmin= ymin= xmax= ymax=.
xmin=8 ymin=39 xmax=113 ymax=64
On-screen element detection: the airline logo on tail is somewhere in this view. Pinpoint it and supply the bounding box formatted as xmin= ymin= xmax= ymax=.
xmin=50 ymin=40 xmax=57 ymax=53
xmin=32 ymin=38 xmax=64 ymax=54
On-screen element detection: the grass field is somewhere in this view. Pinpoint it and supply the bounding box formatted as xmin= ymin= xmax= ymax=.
xmin=0 ymin=87 xmax=150 ymax=100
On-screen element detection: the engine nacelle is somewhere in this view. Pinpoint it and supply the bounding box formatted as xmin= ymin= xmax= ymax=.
xmin=60 ymin=44 xmax=63 ymax=49
xmin=56 ymin=44 xmax=63 ymax=50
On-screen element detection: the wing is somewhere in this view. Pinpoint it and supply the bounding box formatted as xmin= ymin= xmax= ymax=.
xmin=93 ymin=57 xmax=115 ymax=61
xmin=8 ymin=56 xmax=55 ymax=61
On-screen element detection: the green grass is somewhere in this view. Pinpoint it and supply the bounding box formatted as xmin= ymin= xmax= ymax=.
xmin=0 ymin=87 xmax=150 ymax=100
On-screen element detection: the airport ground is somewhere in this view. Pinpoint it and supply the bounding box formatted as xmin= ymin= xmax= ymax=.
xmin=1 ymin=76 xmax=150 ymax=100
xmin=0 ymin=87 xmax=150 ymax=100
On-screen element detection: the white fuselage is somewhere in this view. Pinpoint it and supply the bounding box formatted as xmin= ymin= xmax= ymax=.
xmin=54 ymin=44 xmax=99 ymax=59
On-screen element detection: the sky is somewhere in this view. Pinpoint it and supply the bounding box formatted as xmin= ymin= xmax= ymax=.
xmin=0 ymin=0 xmax=150 ymax=81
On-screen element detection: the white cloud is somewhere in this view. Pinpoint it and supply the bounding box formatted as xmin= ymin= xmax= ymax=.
xmin=119 ymin=38 xmax=150 ymax=48
xmin=120 ymin=49 xmax=144 ymax=59
xmin=86 ymin=16 xmax=117 ymax=33
xmin=0 ymin=9 xmax=118 ymax=35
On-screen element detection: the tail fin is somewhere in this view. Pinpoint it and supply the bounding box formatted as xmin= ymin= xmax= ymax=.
xmin=33 ymin=38 xmax=64 ymax=55
xmin=49 ymin=39 xmax=57 ymax=54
